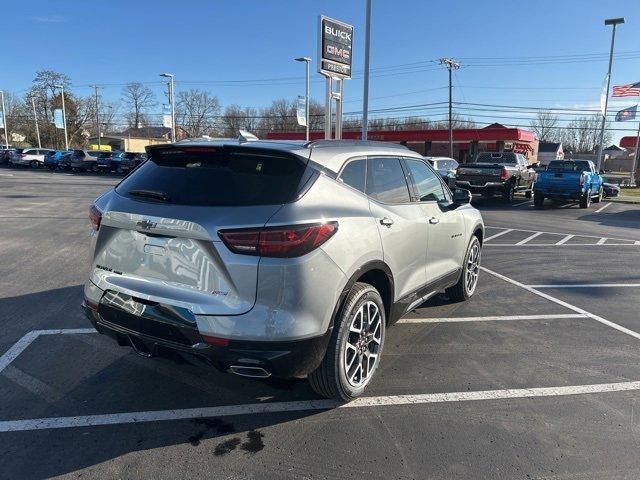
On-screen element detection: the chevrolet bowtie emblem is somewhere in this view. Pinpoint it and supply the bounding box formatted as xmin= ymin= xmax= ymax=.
xmin=136 ymin=219 xmax=157 ymax=230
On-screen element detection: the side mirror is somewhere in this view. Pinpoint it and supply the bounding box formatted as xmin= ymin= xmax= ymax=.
xmin=452 ymin=188 xmax=472 ymax=206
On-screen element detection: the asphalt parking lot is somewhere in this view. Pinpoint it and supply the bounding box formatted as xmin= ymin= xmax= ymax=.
xmin=1 ymin=167 xmax=640 ymax=479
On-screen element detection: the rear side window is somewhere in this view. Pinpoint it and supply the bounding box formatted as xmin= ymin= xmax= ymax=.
xmin=339 ymin=159 xmax=366 ymax=193
xmin=366 ymin=157 xmax=411 ymax=203
xmin=116 ymin=147 xmax=308 ymax=206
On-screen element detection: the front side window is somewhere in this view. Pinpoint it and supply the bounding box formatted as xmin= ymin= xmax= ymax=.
xmin=366 ymin=157 xmax=411 ymax=203
xmin=339 ymin=159 xmax=366 ymax=193
xmin=404 ymin=159 xmax=447 ymax=202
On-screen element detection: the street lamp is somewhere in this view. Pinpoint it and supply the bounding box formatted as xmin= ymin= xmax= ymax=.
xmin=294 ymin=57 xmax=312 ymax=141
xmin=596 ymin=17 xmax=625 ymax=170
xmin=160 ymin=73 xmax=176 ymax=143
xmin=28 ymin=94 xmax=42 ymax=148
xmin=0 ymin=90 xmax=8 ymax=148
xmin=54 ymin=84 xmax=69 ymax=151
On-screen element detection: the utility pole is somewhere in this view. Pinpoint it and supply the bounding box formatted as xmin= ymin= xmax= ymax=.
xmin=55 ymin=84 xmax=69 ymax=151
xmin=596 ymin=17 xmax=625 ymax=171
xmin=0 ymin=90 xmax=8 ymax=148
xmin=362 ymin=0 xmax=372 ymax=140
xmin=29 ymin=95 xmax=42 ymax=148
xmin=160 ymin=73 xmax=176 ymax=142
xmin=439 ymin=58 xmax=460 ymax=159
xmin=632 ymin=120 xmax=640 ymax=186
xmin=90 ymin=85 xmax=102 ymax=149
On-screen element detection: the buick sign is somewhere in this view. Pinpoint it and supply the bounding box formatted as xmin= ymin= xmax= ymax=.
xmin=318 ymin=16 xmax=353 ymax=79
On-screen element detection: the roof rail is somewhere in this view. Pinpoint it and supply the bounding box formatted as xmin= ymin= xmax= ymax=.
xmin=306 ymin=139 xmax=409 ymax=150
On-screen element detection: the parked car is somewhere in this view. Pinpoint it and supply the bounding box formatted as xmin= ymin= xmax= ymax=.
xmin=426 ymin=157 xmax=458 ymax=187
xmin=82 ymin=139 xmax=484 ymax=400
xmin=456 ymin=152 xmax=535 ymax=202
xmin=9 ymin=148 xmax=56 ymax=168
xmin=69 ymin=150 xmax=100 ymax=172
xmin=602 ymin=182 xmax=620 ymax=198
xmin=0 ymin=148 xmax=14 ymax=165
xmin=95 ymin=151 xmax=120 ymax=173
xmin=44 ymin=150 xmax=73 ymax=170
xmin=8 ymin=148 xmax=24 ymax=166
xmin=533 ymin=159 xmax=604 ymax=208
xmin=111 ymin=152 xmax=146 ymax=173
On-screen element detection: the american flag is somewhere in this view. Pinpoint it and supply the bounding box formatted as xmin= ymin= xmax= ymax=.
xmin=612 ymin=82 xmax=640 ymax=97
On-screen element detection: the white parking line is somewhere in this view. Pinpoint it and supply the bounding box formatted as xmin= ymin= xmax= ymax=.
xmin=515 ymin=231 xmax=543 ymax=245
xmin=484 ymin=243 xmax=639 ymax=247
xmin=398 ymin=313 xmax=588 ymax=324
xmin=484 ymin=229 xmax=513 ymax=242
xmin=481 ymin=267 xmax=640 ymax=341
xmin=595 ymin=202 xmax=612 ymax=214
xmin=556 ymin=234 xmax=574 ymax=245
xmin=512 ymin=200 xmax=531 ymax=207
xmin=485 ymin=225 xmax=638 ymax=244
xmin=2 ymin=380 xmax=640 ymax=432
xmin=597 ymin=237 xmax=607 ymax=245
xmin=529 ymin=284 xmax=640 ymax=289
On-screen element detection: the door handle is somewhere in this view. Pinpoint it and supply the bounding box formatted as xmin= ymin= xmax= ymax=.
xmin=379 ymin=217 xmax=394 ymax=227
xmin=429 ymin=217 xmax=440 ymax=224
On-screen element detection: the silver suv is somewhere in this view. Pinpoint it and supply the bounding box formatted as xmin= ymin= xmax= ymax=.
xmin=83 ymin=139 xmax=484 ymax=400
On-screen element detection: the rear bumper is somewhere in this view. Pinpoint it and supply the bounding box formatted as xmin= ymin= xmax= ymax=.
xmin=82 ymin=302 xmax=332 ymax=378
xmin=534 ymin=187 xmax=583 ymax=199
xmin=456 ymin=180 xmax=505 ymax=191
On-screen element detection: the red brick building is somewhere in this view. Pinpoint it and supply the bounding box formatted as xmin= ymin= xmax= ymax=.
xmin=267 ymin=123 xmax=539 ymax=163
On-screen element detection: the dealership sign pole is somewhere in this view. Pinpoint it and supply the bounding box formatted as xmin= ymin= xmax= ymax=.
xmin=318 ymin=16 xmax=353 ymax=140
xmin=0 ymin=91 xmax=7 ymax=148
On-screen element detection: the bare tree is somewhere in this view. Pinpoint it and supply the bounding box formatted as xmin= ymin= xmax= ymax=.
xmin=221 ymin=105 xmax=262 ymax=137
xmin=560 ymin=115 xmax=610 ymax=153
xmin=530 ymin=110 xmax=559 ymax=142
xmin=175 ymin=89 xmax=221 ymax=137
xmin=121 ymin=82 xmax=156 ymax=128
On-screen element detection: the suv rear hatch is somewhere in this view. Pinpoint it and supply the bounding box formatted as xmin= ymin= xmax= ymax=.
xmin=91 ymin=144 xmax=312 ymax=316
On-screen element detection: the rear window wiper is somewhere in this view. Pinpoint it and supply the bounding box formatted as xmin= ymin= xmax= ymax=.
xmin=128 ymin=189 xmax=170 ymax=202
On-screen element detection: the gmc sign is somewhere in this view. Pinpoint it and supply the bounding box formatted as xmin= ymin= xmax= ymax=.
xmin=318 ymin=16 xmax=353 ymax=79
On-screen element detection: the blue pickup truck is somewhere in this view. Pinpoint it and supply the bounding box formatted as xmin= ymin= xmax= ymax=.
xmin=533 ymin=159 xmax=603 ymax=208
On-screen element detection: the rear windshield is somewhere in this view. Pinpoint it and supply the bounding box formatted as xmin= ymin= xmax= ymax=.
xmin=115 ymin=147 xmax=308 ymax=206
xmin=436 ymin=159 xmax=458 ymax=170
xmin=475 ymin=152 xmax=517 ymax=164
xmin=547 ymin=160 xmax=590 ymax=172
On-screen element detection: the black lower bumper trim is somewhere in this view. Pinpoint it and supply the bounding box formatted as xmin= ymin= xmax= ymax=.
xmin=83 ymin=304 xmax=332 ymax=378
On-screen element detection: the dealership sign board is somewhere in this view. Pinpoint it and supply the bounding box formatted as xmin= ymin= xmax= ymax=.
xmin=318 ymin=16 xmax=353 ymax=79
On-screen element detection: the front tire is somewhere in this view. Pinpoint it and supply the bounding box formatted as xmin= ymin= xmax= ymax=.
xmin=446 ymin=236 xmax=481 ymax=302
xmin=308 ymin=282 xmax=386 ymax=401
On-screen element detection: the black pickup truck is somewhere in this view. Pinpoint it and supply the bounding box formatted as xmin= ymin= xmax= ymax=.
xmin=455 ymin=152 xmax=535 ymax=203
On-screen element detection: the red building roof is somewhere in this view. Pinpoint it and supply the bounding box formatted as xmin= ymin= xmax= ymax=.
xmin=266 ymin=124 xmax=536 ymax=143
xmin=620 ymin=136 xmax=639 ymax=148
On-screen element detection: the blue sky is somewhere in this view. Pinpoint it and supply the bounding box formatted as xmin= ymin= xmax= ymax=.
xmin=2 ymin=0 xmax=640 ymax=142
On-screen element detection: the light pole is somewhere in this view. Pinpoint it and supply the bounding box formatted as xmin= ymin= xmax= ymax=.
xmin=295 ymin=57 xmax=311 ymax=141
xmin=55 ymin=84 xmax=69 ymax=151
xmin=90 ymin=85 xmax=102 ymax=149
xmin=439 ymin=58 xmax=460 ymax=159
xmin=29 ymin=95 xmax=42 ymax=148
xmin=596 ymin=17 xmax=625 ymax=171
xmin=160 ymin=73 xmax=176 ymax=142
xmin=0 ymin=90 xmax=8 ymax=148
xmin=362 ymin=0 xmax=372 ymax=140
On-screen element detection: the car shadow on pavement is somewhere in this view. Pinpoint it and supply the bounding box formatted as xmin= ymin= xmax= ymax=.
xmin=578 ymin=208 xmax=640 ymax=230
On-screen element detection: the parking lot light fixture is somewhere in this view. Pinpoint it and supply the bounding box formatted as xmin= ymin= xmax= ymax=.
xmin=596 ymin=17 xmax=625 ymax=171
xmin=160 ymin=73 xmax=176 ymax=143
xmin=295 ymin=57 xmax=312 ymax=141
xmin=54 ymin=84 xmax=69 ymax=151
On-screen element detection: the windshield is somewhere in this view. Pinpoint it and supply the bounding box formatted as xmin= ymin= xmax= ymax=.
xmin=116 ymin=147 xmax=309 ymax=206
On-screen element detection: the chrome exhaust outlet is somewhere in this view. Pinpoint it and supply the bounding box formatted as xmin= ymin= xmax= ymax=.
xmin=229 ymin=365 xmax=271 ymax=378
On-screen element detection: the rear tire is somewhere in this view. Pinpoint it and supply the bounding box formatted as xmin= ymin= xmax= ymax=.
xmin=525 ymin=189 xmax=532 ymax=199
xmin=534 ymin=193 xmax=545 ymax=208
xmin=308 ymin=282 xmax=386 ymax=401
xmin=502 ymin=183 xmax=515 ymax=203
xmin=579 ymin=190 xmax=591 ymax=209
xmin=29 ymin=160 xmax=39 ymax=169
xmin=593 ymin=187 xmax=603 ymax=203
xmin=446 ymin=236 xmax=482 ymax=302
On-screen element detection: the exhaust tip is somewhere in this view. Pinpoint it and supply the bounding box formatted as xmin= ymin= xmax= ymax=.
xmin=229 ymin=365 xmax=271 ymax=378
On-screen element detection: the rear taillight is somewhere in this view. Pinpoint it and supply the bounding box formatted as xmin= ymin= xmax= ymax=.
xmin=20 ymin=153 xmax=26 ymax=158
xmin=201 ymin=335 xmax=229 ymax=347
xmin=500 ymin=167 xmax=509 ymax=181
xmin=219 ymin=222 xmax=338 ymax=258
xmin=89 ymin=205 xmax=102 ymax=231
